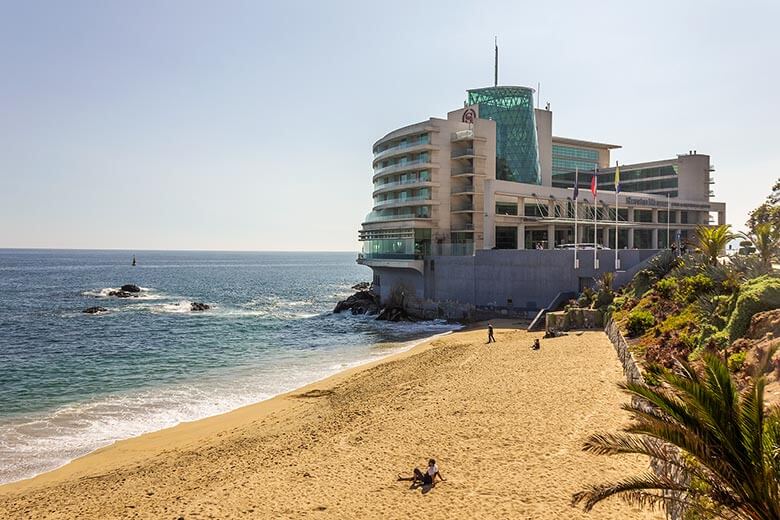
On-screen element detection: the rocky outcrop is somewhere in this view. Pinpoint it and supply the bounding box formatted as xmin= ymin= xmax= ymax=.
xmin=107 ymin=290 xmax=134 ymax=298
xmin=351 ymin=282 xmax=371 ymax=291
xmin=121 ymin=284 xmax=141 ymax=293
xmin=375 ymin=306 xmax=417 ymax=322
xmin=82 ymin=306 xmax=108 ymax=314
xmin=333 ymin=291 xmax=380 ymax=315
xmin=190 ymin=302 xmax=210 ymax=312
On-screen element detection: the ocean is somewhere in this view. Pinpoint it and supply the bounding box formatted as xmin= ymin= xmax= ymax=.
xmin=0 ymin=250 xmax=458 ymax=485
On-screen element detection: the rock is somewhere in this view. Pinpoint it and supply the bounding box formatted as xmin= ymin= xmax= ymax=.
xmin=190 ymin=302 xmax=210 ymax=311
xmin=544 ymin=328 xmax=568 ymax=339
xmin=351 ymin=282 xmax=371 ymax=291
xmin=108 ymin=290 xmax=134 ymax=298
xmin=82 ymin=306 xmax=108 ymax=314
xmin=120 ymin=284 xmax=141 ymax=293
xmin=333 ymin=290 xmax=380 ymax=315
xmin=375 ymin=306 xmax=417 ymax=322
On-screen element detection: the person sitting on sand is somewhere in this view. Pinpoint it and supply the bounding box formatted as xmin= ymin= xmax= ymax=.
xmin=531 ymin=338 xmax=541 ymax=350
xmin=398 ymin=459 xmax=446 ymax=487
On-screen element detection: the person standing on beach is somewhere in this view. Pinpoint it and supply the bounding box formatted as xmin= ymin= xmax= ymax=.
xmin=487 ymin=323 xmax=496 ymax=343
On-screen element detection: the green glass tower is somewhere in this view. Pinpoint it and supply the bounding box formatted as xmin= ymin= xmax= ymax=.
xmin=466 ymin=86 xmax=540 ymax=184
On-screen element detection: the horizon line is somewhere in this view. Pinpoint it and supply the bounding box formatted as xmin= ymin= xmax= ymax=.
xmin=0 ymin=247 xmax=360 ymax=254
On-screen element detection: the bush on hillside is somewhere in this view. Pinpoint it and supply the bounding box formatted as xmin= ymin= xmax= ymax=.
xmin=677 ymin=274 xmax=715 ymax=304
xmin=654 ymin=278 xmax=677 ymax=299
xmin=727 ymin=351 xmax=747 ymax=372
xmin=726 ymin=275 xmax=780 ymax=341
xmin=627 ymin=309 xmax=655 ymax=337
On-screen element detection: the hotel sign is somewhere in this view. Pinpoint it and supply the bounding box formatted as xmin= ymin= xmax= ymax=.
xmin=462 ymin=108 xmax=476 ymax=124
xmin=625 ymin=196 xmax=710 ymax=210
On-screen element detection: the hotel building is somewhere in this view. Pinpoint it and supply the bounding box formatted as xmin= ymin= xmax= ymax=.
xmin=357 ymin=85 xmax=726 ymax=310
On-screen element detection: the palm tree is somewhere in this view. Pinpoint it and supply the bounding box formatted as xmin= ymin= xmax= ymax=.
xmin=742 ymin=223 xmax=780 ymax=269
xmin=572 ymin=351 xmax=780 ymax=519
xmin=694 ymin=225 xmax=738 ymax=265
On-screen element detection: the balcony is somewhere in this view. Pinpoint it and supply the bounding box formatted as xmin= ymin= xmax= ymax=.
xmin=451 ymin=223 xmax=475 ymax=232
xmin=451 ymin=169 xmax=477 ymax=178
xmin=451 ymin=185 xmax=478 ymax=196
xmin=373 ymin=194 xmax=434 ymax=210
xmin=373 ymin=142 xmax=436 ymax=163
xmin=451 ymin=205 xmax=476 ymax=213
xmin=372 ymin=178 xmax=434 ymax=196
xmin=372 ymin=159 xmax=435 ymax=180
xmin=363 ymin=211 xmax=432 ymax=224
xmin=451 ymin=148 xmax=475 ymax=159
xmin=451 ymin=129 xmax=474 ymax=142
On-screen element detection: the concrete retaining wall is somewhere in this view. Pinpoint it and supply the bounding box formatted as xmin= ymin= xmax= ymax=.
xmin=370 ymin=249 xmax=659 ymax=320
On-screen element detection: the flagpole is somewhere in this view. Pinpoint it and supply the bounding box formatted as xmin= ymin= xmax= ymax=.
xmin=614 ymin=161 xmax=620 ymax=270
xmin=593 ymin=169 xmax=599 ymax=270
xmin=574 ymin=167 xmax=579 ymax=269
xmin=667 ymin=193 xmax=671 ymax=250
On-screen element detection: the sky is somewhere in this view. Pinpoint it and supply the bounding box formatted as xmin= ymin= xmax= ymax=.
xmin=1 ymin=0 xmax=778 ymax=251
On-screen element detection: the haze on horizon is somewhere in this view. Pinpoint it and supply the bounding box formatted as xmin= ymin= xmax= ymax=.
xmin=1 ymin=0 xmax=777 ymax=251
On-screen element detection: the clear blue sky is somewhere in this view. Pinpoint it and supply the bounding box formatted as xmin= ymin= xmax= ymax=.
xmin=1 ymin=0 xmax=777 ymax=250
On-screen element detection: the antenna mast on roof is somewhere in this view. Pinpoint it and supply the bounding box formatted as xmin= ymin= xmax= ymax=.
xmin=494 ymin=36 xmax=499 ymax=86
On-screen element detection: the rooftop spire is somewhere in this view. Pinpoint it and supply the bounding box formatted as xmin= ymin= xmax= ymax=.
xmin=494 ymin=36 xmax=498 ymax=87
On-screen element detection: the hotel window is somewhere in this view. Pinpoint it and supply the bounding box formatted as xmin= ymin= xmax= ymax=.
xmin=496 ymin=203 xmax=518 ymax=215
xmin=634 ymin=210 xmax=653 ymax=223
xmin=680 ymin=211 xmax=689 ymax=224
xmin=524 ymin=204 xmax=548 ymax=218
xmin=495 ymin=227 xmax=518 ymax=249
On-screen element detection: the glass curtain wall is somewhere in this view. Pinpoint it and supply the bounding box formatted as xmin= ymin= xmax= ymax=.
xmin=466 ymin=86 xmax=540 ymax=184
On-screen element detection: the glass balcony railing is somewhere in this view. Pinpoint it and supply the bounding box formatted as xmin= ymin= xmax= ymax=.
xmin=451 ymin=185 xmax=476 ymax=195
xmin=451 ymin=148 xmax=475 ymax=158
xmin=373 ymin=194 xmax=432 ymax=208
xmin=364 ymin=211 xmax=431 ymax=223
xmin=452 ymin=204 xmax=474 ymax=211
xmin=373 ymin=176 xmax=432 ymax=191
xmin=373 ymin=136 xmax=430 ymax=158
xmin=373 ymin=158 xmax=431 ymax=177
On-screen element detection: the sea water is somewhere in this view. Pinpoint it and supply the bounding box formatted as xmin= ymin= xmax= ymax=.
xmin=0 ymin=250 xmax=458 ymax=484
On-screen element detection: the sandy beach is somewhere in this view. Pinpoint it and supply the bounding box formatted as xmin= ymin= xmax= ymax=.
xmin=0 ymin=322 xmax=662 ymax=519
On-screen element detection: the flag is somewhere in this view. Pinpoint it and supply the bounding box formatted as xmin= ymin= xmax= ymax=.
xmin=590 ymin=170 xmax=598 ymax=198
xmin=573 ymin=168 xmax=579 ymax=200
xmin=614 ymin=164 xmax=621 ymax=193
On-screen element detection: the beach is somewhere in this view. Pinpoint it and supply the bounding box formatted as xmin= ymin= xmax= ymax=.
xmin=0 ymin=322 xmax=662 ymax=519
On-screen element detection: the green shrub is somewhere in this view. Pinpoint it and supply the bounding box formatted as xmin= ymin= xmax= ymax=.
xmin=727 ymin=351 xmax=747 ymax=372
xmin=655 ymin=278 xmax=677 ymax=299
xmin=726 ymin=275 xmax=780 ymax=341
xmin=677 ymin=274 xmax=715 ymax=303
xmin=627 ymin=309 xmax=655 ymax=337
xmin=658 ymin=305 xmax=698 ymax=335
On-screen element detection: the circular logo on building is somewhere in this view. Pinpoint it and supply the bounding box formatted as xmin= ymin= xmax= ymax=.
xmin=462 ymin=108 xmax=476 ymax=123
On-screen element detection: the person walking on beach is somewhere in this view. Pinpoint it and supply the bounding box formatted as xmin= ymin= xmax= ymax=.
xmin=398 ymin=459 xmax=446 ymax=487
xmin=487 ymin=323 xmax=496 ymax=343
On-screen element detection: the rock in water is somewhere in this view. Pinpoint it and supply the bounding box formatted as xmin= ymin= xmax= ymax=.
xmin=120 ymin=284 xmax=141 ymax=293
xmin=375 ymin=306 xmax=417 ymax=322
xmin=108 ymin=290 xmax=134 ymax=298
xmin=82 ymin=306 xmax=108 ymax=314
xmin=351 ymin=282 xmax=371 ymax=291
xmin=190 ymin=302 xmax=210 ymax=311
xmin=333 ymin=290 xmax=380 ymax=315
